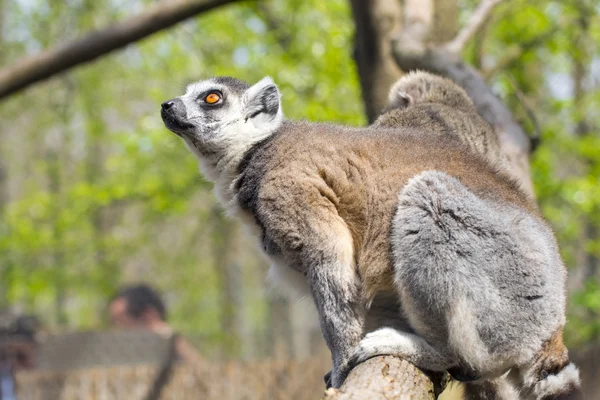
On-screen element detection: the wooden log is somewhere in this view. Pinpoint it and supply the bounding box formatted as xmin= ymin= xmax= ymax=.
xmin=323 ymin=356 xmax=444 ymax=400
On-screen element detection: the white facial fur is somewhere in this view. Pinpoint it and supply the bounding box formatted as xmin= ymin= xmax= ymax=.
xmin=162 ymin=76 xmax=284 ymax=203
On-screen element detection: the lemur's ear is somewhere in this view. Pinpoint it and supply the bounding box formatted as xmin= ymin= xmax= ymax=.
xmin=388 ymin=90 xmax=413 ymax=110
xmin=243 ymin=77 xmax=281 ymax=122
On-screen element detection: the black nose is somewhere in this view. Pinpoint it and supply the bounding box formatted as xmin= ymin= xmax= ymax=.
xmin=161 ymin=100 xmax=175 ymax=110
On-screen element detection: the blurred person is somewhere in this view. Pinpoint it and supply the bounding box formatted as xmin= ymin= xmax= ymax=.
xmin=0 ymin=312 xmax=39 ymax=400
xmin=109 ymin=284 xmax=201 ymax=363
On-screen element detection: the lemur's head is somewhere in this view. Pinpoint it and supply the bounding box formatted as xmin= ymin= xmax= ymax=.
xmin=161 ymin=76 xmax=283 ymax=157
xmin=383 ymin=71 xmax=474 ymax=113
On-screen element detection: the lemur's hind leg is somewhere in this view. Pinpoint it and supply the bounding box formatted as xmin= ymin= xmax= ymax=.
xmin=350 ymin=170 xmax=580 ymax=399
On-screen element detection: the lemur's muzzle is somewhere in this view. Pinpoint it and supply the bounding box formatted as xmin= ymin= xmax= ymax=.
xmin=161 ymin=98 xmax=194 ymax=135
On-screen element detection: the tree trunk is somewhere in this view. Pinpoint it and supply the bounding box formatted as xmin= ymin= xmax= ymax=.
xmin=266 ymin=295 xmax=294 ymax=359
xmin=0 ymin=0 xmax=8 ymax=306
xmin=0 ymin=158 xmax=8 ymax=306
xmin=348 ymin=0 xmax=404 ymax=123
xmin=81 ymin=89 xmax=121 ymax=304
xmin=46 ymin=149 xmax=68 ymax=325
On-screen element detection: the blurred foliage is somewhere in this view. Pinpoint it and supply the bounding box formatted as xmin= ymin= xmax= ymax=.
xmin=0 ymin=0 xmax=599 ymax=351
xmin=0 ymin=0 xmax=363 ymax=338
xmin=461 ymin=0 xmax=600 ymax=345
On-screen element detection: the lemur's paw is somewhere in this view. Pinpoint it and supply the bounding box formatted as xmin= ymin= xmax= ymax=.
xmin=329 ymin=367 xmax=349 ymax=388
xmin=323 ymin=370 xmax=332 ymax=389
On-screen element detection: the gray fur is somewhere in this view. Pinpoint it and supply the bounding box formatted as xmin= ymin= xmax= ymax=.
xmin=349 ymin=170 xmax=574 ymax=397
xmin=393 ymin=171 xmax=564 ymax=373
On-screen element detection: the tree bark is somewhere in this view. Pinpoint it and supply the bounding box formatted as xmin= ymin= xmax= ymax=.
xmin=0 ymin=0 xmax=240 ymax=99
xmin=0 ymin=0 xmax=8 ymax=306
xmin=322 ymin=356 xmax=443 ymax=400
xmin=46 ymin=149 xmax=68 ymax=325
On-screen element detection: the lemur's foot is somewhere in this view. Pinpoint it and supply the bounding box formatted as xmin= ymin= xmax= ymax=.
xmin=346 ymin=328 xmax=402 ymax=371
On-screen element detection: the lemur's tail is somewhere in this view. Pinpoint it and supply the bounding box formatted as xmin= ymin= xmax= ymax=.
xmin=522 ymin=329 xmax=583 ymax=400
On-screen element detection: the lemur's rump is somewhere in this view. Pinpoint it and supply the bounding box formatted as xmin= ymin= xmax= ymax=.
xmin=161 ymin=75 xmax=580 ymax=398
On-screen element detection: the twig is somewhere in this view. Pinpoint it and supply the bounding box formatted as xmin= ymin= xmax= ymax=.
xmin=0 ymin=0 xmax=241 ymax=100
xmin=445 ymin=0 xmax=504 ymax=54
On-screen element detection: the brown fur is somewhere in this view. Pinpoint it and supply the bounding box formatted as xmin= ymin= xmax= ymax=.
xmin=533 ymin=329 xmax=570 ymax=380
xmin=241 ymin=121 xmax=537 ymax=301
xmin=523 ymin=328 xmax=584 ymax=400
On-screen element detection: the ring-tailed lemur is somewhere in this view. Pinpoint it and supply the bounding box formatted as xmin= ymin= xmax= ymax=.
xmin=160 ymin=75 xmax=580 ymax=399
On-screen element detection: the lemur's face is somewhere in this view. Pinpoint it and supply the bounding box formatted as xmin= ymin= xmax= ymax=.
xmin=161 ymin=76 xmax=282 ymax=155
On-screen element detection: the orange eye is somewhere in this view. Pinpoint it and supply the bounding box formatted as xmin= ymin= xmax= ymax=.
xmin=204 ymin=92 xmax=221 ymax=104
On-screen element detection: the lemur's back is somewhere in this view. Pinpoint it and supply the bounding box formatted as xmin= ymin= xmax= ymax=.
xmin=236 ymin=120 xmax=536 ymax=298
xmin=374 ymin=103 xmax=505 ymax=167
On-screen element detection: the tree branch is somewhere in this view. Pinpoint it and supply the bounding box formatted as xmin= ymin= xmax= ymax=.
xmin=322 ymin=356 xmax=444 ymax=400
xmin=444 ymin=0 xmax=504 ymax=54
xmin=391 ymin=43 xmax=535 ymax=197
xmin=506 ymin=75 xmax=541 ymax=152
xmin=0 ymin=0 xmax=241 ymax=100
xmin=403 ymin=0 xmax=434 ymax=43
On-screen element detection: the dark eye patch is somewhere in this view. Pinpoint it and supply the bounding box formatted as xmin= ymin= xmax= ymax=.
xmin=197 ymin=89 xmax=225 ymax=108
